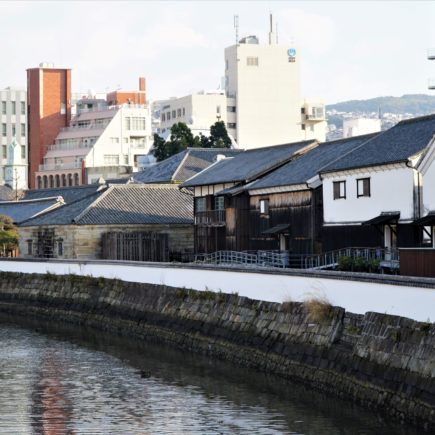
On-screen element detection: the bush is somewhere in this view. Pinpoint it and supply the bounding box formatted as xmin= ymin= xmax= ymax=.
xmin=338 ymin=256 xmax=353 ymax=271
xmin=304 ymin=296 xmax=333 ymax=322
xmin=353 ymin=256 xmax=368 ymax=272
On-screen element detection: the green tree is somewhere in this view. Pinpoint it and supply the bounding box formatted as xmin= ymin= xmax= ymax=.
xmin=209 ymin=121 xmax=232 ymax=148
xmin=0 ymin=215 xmax=19 ymax=256
xmin=168 ymin=122 xmax=196 ymax=152
xmin=151 ymin=133 xmax=168 ymax=162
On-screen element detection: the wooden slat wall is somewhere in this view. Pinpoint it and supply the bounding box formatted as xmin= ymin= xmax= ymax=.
xmin=101 ymin=232 xmax=169 ymax=262
xmin=400 ymin=249 xmax=435 ymax=277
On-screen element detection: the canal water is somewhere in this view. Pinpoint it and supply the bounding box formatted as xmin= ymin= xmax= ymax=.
xmin=0 ymin=314 xmax=420 ymax=435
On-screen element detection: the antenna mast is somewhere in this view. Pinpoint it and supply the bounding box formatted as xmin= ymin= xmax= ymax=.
xmin=234 ymin=15 xmax=239 ymax=45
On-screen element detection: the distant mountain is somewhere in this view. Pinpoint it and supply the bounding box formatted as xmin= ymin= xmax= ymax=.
xmin=326 ymin=94 xmax=435 ymax=115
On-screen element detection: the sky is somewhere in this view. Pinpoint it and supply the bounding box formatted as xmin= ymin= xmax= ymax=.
xmin=0 ymin=1 xmax=434 ymax=104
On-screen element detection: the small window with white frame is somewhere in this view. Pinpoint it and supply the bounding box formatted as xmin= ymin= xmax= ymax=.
xmin=247 ymin=56 xmax=259 ymax=66
xmin=357 ymin=177 xmax=370 ymax=198
xmin=260 ymin=199 xmax=269 ymax=215
xmin=333 ymin=181 xmax=346 ymax=200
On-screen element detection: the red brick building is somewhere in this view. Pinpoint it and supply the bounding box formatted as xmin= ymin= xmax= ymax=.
xmin=106 ymin=77 xmax=146 ymax=106
xmin=27 ymin=65 xmax=71 ymax=188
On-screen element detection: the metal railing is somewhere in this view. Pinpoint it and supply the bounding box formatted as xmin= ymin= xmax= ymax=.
xmin=194 ymin=250 xmax=288 ymax=268
xmin=192 ymin=247 xmax=399 ymax=271
xmin=194 ymin=210 xmax=226 ymax=225
xmin=38 ymin=162 xmax=82 ymax=171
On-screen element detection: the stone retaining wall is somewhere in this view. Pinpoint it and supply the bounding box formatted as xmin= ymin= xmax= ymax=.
xmin=0 ymin=272 xmax=434 ymax=430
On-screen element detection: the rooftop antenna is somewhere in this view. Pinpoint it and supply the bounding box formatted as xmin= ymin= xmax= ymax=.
xmin=234 ymin=15 xmax=239 ymax=45
xmin=268 ymin=13 xmax=276 ymax=45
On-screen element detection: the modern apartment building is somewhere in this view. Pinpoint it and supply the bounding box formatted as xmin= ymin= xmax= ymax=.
xmin=300 ymin=100 xmax=327 ymax=142
xmin=0 ymin=87 xmax=28 ymax=189
xmin=157 ymin=91 xmax=228 ymax=139
xmin=35 ymin=94 xmax=152 ymax=187
xmin=27 ymin=64 xmax=72 ymax=188
xmin=343 ymin=118 xmax=381 ymax=138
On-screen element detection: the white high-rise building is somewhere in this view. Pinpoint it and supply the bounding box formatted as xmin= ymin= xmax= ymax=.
xmin=0 ymin=87 xmax=28 ymax=189
xmin=225 ymin=26 xmax=303 ymax=150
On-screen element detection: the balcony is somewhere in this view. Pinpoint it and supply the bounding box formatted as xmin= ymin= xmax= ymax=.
xmin=194 ymin=210 xmax=226 ymax=226
xmin=38 ymin=162 xmax=82 ymax=171
xmin=428 ymin=48 xmax=435 ymax=60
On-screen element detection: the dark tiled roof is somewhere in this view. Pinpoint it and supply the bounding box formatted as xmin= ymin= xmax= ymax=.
xmin=181 ymin=141 xmax=316 ymax=187
xmin=133 ymin=148 xmax=242 ymax=184
xmin=19 ymin=185 xmax=193 ymax=226
xmin=18 ymin=192 xmax=105 ymax=226
xmin=23 ymin=184 xmax=106 ymax=203
xmin=248 ymin=133 xmax=378 ymax=190
xmin=0 ymin=197 xmax=63 ymax=224
xmin=321 ymin=114 xmax=435 ymax=173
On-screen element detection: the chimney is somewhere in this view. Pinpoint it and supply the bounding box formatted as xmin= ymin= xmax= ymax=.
xmin=139 ymin=77 xmax=146 ymax=92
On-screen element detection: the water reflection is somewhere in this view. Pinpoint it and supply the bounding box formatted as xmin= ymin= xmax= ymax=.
xmin=0 ymin=314 xmax=421 ymax=435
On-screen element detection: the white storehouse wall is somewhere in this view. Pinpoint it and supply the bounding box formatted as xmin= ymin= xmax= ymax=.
xmin=322 ymin=165 xmax=415 ymax=224
xmin=0 ymin=259 xmax=434 ymax=322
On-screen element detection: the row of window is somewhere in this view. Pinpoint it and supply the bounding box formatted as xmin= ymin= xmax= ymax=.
xmin=162 ymin=108 xmax=186 ymax=122
xmin=1 ymin=101 xmax=26 ymax=115
xmin=2 ymin=145 xmax=26 ymax=160
xmin=125 ymin=117 xmax=146 ymax=130
xmin=27 ymin=239 xmax=63 ymax=257
xmin=103 ymin=154 xmax=129 ymax=165
xmin=2 ymin=123 xmax=26 ymax=137
xmin=195 ymin=196 xmax=225 ymax=212
xmin=333 ymin=178 xmax=370 ymax=200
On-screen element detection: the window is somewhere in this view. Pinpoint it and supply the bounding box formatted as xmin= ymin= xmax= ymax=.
xmin=333 ymin=181 xmax=346 ymax=199
xmin=21 ymin=124 xmax=25 ymax=136
xmin=1 ymin=124 xmax=6 ymax=136
xmin=214 ymin=196 xmax=224 ymax=210
xmin=125 ymin=117 xmax=146 ymax=130
xmin=177 ymin=108 xmax=181 ymax=117
xmin=103 ymin=154 xmax=119 ymax=165
xmin=260 ymin=199 xmax=269 ymax=215
xmin=216 ymin=105 xmax=221 ymax=116
xmin=227 ymin=122 xmax=236 ymax=129
xmin=60 ymin=103 xmax=65 ymax=115
xmin=21 ymin=146 xmax=26 ymax=159
xmin=301 ymin=107 xmax=305 ymax=114
xmin=195 ymin=197 xmax=206 ymax=212
xmin=162 ymin=113 xmax=166 ymax=122
xmin=167 ymin=112 xmax=171 ymax=121
xmin=225 ymin=59 xmax=228 ymax=70
xmin=57 ymin=240 xmax=63 ymax=256
xmin=12 ymin=125 xmax=16 ymax=136
xmin=110 ymin=137 xmax=120 ymax=144
xmin=21 ymin=101 xmax=25 ymax=115
xmin=11 ymin=102 xmax=15 ymax=115
xmin=182 ymin=107 xmax=185 ymax=116
xmin=2 ymin=146 xmax=6 ymax=159
xmin=247 ymin=56 xmax=259 ymax=66
xmin=301 ymin=124 xmax=306 ymax=130
xmin=27 ymin=240 xmax=33 ymax=256
xmin=124 ymin=154 xmax=129 ymax=164
xmin=227 ymin=106 xmax=236 ymax=113
xmin=172 ymin=110 xmax=176 ymax=118
xmin=357 ymin=178 xmax=370 ymax=198
xmin=1 ymin=102 xmax=6 ymax=114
